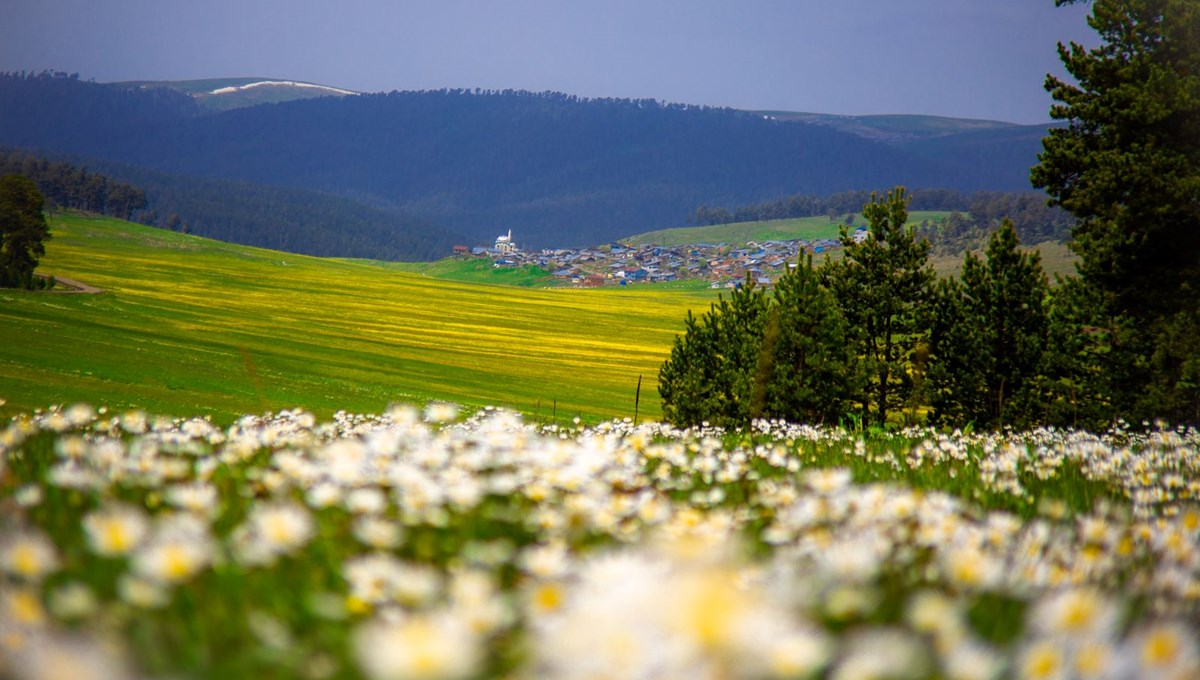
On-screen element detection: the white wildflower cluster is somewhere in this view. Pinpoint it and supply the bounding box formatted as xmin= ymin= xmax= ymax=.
xmin=0 ymin=403 xmax=1197 ymax=679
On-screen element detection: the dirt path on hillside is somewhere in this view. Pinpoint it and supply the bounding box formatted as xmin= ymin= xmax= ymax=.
xmin=40 ymin=275 xmax=104 ymax=294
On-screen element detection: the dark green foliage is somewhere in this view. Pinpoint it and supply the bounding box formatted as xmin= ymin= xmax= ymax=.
xmin=689 ymin=188 xmax=975 ymax=225
xmin=823 ymin=188 xmax=936 ymax=427
xmin=929 ymin=221 xmax=1050 ymax=428
xmin=107 ymin=164 xmax=465 ymax=262
xmin=762 ymin=255 xmax=856 ymax=424
xmin=1145 ymin=310 xmax=1200 ymax=425
xmin=1034 ymin=276 xmax=1118 ymax=430
xmin=1 ymin=149 xmax=465 ymax=262
xmin=659 ymin=279 xmax=769 ymax=427
xmin=0 ymin=148 xmax=147 ymax=219
xmin=1032 ymin=0 xmax=1200 ymax=424
xmin=660 ymin=261 xmax=857 ymax=428
xmin=1033 ymin=0 xmax=1200 ymax=320
xmin=0 ymin=174 xmax=50 ymax=288
xmin=913 ymin=192 xmax=1076 ymax=255
xmin=927 ymin=277 xmax=986 ymax=426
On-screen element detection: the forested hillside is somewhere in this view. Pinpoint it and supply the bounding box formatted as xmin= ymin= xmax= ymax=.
xmin=689 ymin=187 xmax=1074 ymax=252
xmin=0 ymin=72 xmax=1048 ymax=251
xmin=0 ymin=147 xmax=462 ymax=261
xmin=91 ymin=162 xmax=464 ymax=261
xmin=0 ymin=149 xmax=146 ymax=219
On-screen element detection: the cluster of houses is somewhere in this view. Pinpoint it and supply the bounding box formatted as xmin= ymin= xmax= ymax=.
xmin=454 ymin=228 xmax=870 ymax=288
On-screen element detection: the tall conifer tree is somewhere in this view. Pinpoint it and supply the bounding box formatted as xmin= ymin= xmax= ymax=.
xmin=930 ymin=221 xmax=1050 ymax=428
xmin=1034 ymin=0 xmax=1200 ymax=423
xmin=823 ymin=188 xmax=935 ymax=427
xmin=0 ymin=174 xmax=50 ymax=289
xmin=763 ymin=254 xmax=855 ymax=424
xmin=659 ymin=277 xmax=769 ymax=427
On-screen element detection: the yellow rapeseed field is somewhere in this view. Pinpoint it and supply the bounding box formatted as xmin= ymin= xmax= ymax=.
xmin=0 ymin=213 xmax=717 ymax=422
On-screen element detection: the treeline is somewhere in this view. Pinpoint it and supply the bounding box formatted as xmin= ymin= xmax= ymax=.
xmin=688 ymin=188 xmax=971 ymax=225
xmin=144 ymin=174 xmax=462 ymax=262
xmin=0 ymin=71 xmax=1046 ymax=251
xmin=690 ymin=189 xmax=1074 ymax=250
xmin=86 ymin=161 xmax=466 ymax=262
xmin=660 ymin=188 xmax=1194 ymax=431
xmin=1 ymin=146 xmax=463 ymax=261
xmin=0 ymin=149 xmax=147 ymax=219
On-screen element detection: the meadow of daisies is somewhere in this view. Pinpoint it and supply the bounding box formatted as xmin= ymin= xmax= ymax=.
xmin=2 ymin=400 xmax=1198 ymax=680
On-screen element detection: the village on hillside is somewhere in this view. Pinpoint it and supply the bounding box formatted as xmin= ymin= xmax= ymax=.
xmin=452 ymin=228 xmax=870 ymax=288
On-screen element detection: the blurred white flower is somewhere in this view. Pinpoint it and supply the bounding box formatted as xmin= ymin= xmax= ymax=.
xmin=131 ymin=514 xmax=213 ymax=584
xmin=48 ymin=582 xmax=97 ymax=622
xmin=354 ymin=610 xmax=480 ymax=680
xmin=352 ymin=516 xmax=403 ymax=549
xmin=252 ymin=502 xmax=315 ymax=553
xmin=83 ymin=505 xmax=150 ymax=557
xmin=423 ymin=402 xmax=459 ymax=424
xmin=0 ymin=530 xmax=59 ymax=581
xmin=1029 ymin=588 xmax=1119 ymax=641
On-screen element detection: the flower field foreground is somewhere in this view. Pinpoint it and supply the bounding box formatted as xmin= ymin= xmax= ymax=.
xmin=2 ymin=404 xmax=1199 ymax=679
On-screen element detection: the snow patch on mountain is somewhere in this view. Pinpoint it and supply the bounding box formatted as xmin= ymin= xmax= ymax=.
xmin=209 ymin=81 xmax=357 ymax=96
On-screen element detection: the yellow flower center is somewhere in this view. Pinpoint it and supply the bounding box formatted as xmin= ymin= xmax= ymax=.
xmin=162 ymin=545 xmax=195 ymax=581
xmin=104 ymin=521 xmax=132 ymax=553
xmin=531 ymin=583 xmax=564 ymax=614
xmin=11 ymin=545 xmax=40 ymax=577
xmin=1142 ymin=629 xmax=1181 ymax=668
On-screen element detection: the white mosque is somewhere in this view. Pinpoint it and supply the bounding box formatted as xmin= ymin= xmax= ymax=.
xmin=494 ymin=229 xmax=518 ymax=254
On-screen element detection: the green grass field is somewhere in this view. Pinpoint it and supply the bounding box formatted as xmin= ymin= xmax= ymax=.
xmin=929 ymin=240 xmax=1079 ymax=281
xmin=0 ymin=213 xmax=718 ymax=424
xmin=624 ymin=211 xmax=954 ymax=246
xmin=384 ymin=258 xmax=555 ymax=287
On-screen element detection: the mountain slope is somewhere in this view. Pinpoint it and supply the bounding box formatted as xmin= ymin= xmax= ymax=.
xmin=89 ymin=160 xmax=466 ymax=261
xmin=751 ymin=111 xmax=1021 ymax=142
xmin=119 ymin=77 xmax=359 ymax=111
xmin=0 ymin=73 xmax=1047 ymax=251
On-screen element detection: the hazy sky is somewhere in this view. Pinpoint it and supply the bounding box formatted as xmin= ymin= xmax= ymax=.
xmin=1 ymin=1 xmax=1097 ymax=124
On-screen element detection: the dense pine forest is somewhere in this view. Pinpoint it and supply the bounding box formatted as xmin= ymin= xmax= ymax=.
xmin=0 ymin=149 xmax=146 ymax=219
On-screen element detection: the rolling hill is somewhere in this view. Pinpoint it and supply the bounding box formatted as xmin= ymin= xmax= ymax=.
xmin=0 ymin=212 xmax=715 ymax=423
xmin=0 ymin=72 xmax=1049 ymax=254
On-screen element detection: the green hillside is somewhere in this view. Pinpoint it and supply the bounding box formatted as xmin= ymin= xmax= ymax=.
xmin=386 ymin=258 xmax=555 ymax=287
xmin=625 ymin=211 xmax=954 ymax=246
xmin=750 ymin=111 xmax=1019 ymax=141
xmin=0 ymin=213 xmax=717 ymax=424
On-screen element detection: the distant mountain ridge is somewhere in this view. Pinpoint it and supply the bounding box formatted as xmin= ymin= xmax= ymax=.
xmin=0 ymin=72 xmax=1049 ymax=255
xmin=119 ymin=77 xmax=360 ymax=112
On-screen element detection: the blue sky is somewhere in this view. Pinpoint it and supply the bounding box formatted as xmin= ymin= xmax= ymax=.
xmin=1 ymin=1 xmax=1096 ymax=124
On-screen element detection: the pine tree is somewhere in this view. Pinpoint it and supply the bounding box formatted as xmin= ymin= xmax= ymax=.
xmin=659 ymin=309 xmax=723 ymax=427
xmin=1034 ymin=0 xmax=1200 ymax=321
xmin=658 ymin=277 xmax=769 ymax=428
xmin=1033 ymin=0 xmax=1200 ymax=424
xmin=763 ymin=254 xmax=855 ymax=424
xmin=822 ymin=187 xmax=935 ymax=427
xmin=1035 ymin=275 xmax=1117 ymax=430
xmin=927 ymin=276 xmax=986 ymax=427
xmin=929 ymin=221 xmax=1050 ymax=429
xmin=0 ymin=174 xmax=50 ymax=289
